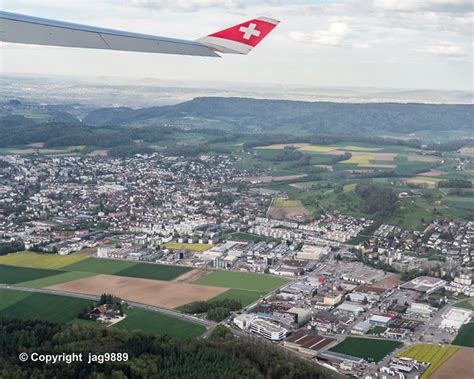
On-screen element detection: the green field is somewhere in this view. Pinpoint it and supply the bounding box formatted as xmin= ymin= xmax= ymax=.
xmin=113 ymin=308 xmax=205 ymax=339
xmin=452 ymin=320 xmax=474 ymax=347
xmin=17 ymin=271 xmax=97 ymax=288
xmin=0 ymin=289 xmax=93 ymax=323
xmin=63 ymin=258 xmax=191 ymax=281
xmin=114 ymin=263 xmax=192 ymax=281
xmin=209 ymin=289 xmax=266 ymax=307
xmin=0 ymin=254 xmax=193 ymax=284
xmin=229 ymin=232 xmax=263 ymax=242
xmin=329 ymin=337 xmax=403 ymax=362
xmin=194 ymin=271 xmax=289 ymax=292
xmin=454 ymin=299 xmax=474 ymax=310
xmin=63 ymin=257 xmax=138 ymax=274
xmin=0 ymin=251 xmax=86 ymax=269
xmin=0 ymin=264 xmax=63 ymax=284
xmin=398 ymin=343 xmax=458 ymax=378
xmin=0 ymin=289 xmax=205 ymax=338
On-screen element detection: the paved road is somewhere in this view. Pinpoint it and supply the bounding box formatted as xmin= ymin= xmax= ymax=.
xmin=0 ymin=284 xmax=216 ymax=329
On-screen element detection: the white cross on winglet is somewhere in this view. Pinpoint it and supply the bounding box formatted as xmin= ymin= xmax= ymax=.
xmin=239 ymin=23 xmax=261 ymax=40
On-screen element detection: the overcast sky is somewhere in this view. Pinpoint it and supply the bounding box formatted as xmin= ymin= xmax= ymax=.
xmin=1 ymin=0 xmax=473 ymax=91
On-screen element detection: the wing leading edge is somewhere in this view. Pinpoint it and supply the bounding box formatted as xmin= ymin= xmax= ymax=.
xmin=0 ymin=11 xmax=279 ymax=57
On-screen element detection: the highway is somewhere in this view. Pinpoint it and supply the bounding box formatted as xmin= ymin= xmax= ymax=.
xmin=0 ymin=284 xmax=216 ymax=329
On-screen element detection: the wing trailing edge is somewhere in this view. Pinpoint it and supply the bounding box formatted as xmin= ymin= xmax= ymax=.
xmin=0 ymin=11 xmax=279 ymax=57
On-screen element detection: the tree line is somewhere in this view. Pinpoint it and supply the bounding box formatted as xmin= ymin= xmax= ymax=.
xmin=0 ymin=318 xmax=341 ymax=379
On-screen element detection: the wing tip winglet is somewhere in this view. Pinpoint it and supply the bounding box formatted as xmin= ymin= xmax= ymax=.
xmin=257 ymin=17 xmax=280 ymax=25
xmin=198 ymin=17 xmax=280 ymax=55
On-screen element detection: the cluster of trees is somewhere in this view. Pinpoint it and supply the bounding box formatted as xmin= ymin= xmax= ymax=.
xmin=437 ymin=179 xmax=472 ymax=188
xmin=355 ymin=183 xmax=399 ymax=220
xmin=426 ymin=140 xmax=467 ymax=152
xmin=180 ymin=298 xmax=242 ymax=322
xmin=78 ymin=294 xmax=124 ymax=320
xmin=0 ymin=241 xmax=25 ymax=256
xmin=0 ymin=318 xmax=339 ymax=378
xmin=448 ymin=188 xmax=473 ymax=196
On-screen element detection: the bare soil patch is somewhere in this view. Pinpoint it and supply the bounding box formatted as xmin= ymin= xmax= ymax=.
xmin=407 ymin=154 xmax=440 ymax=162
xmin=351 ymin=152 xmax=397 ymax=161
xmin=48 ymin=274 xmax=227 ymax=309
xmin=173 ymin=268 xmax=211 ymax=283
xmin=72 ymin=247 xmax=97 ymax=257
xmin=431 ymin=349 xmax=474 ymax=379
xmin=374 ymin=274 xmax=401 ymax=289
xmin=268 ymin=206 xmax=312 ymax=222
xmin=457 ymin=147 xmax=474 ymax=156
xmin=417 ymin=169 xmax=446 ymax=177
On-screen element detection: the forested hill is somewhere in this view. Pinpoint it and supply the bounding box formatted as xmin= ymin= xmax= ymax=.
xmin=83 ymin=97 xmax=473 ymax=135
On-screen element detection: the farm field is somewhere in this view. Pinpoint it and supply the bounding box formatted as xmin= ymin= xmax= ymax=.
xmin=0 ymin=264 xmax=63 ymax=284
xmin=328 ymin=337 xmax=403 ymax=363
xmin=113 ymin=308 xmax=205 ymax=339
xmin=162 ymin=243 xmax=212 ymax=252
xmin=0 ymin=289 xmax=205 ymax=338
xmin=0 ymin=288 xmax=92 ymax=323
xmin=341 ymin=155 xmax=375 ymax=164
xmin=209 ymin=289 xmax=266 ymax=307
xmin=17 ymin=271 xmax=97 ymax=288
xmin=397 ymin=343 xmax=458 ymax=378
xmin=271 ymin=198 xmax=304 ymax=207
xmin=452 ymin=319 xmax=474 ymax=347
xmin=64 ymin=257 xmax=191 ymax=281
xmin=0 ymin=251 xmax=86 ymax=269
xmin=193 ymin=271 xmax=290 ymax=292
xmin=454 ymin=298 xmax=474 ymax=310
xmin=430 ymin=348 xmax=474 ymax=379
xmin=113 ymin=263 xmax=192 ymax=281
xmin=63 ymin=257 xmax=138 ymax=274
xmin=48 ymin=274 xmax=227 ymax=309
xmin=297 ymin=145 xmax=338 ymax=153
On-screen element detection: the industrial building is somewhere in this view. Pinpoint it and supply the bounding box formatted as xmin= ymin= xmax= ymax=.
xmin=249 ymin=318 xmax=288 ymax=341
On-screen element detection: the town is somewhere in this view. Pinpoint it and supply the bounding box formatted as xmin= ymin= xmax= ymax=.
xmin=1 ymin=151 xmax=472 ymax=378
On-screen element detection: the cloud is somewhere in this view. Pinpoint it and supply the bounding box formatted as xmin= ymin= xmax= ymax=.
xmin=289 ymin=21 xmax=349 ymax=46
xmin=416 ymin=43 xmax=467 ymax=56
xmin=371 ymin=0 xmax=473 ymax=13
xmin=125 ymin=0 xmax=244 ymax=12
xmin=352 ymin=43 xmax=371 ymax=49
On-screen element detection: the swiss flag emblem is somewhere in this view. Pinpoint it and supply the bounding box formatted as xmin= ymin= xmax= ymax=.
xmin=209 ymin=18 xmax=278 ymax=47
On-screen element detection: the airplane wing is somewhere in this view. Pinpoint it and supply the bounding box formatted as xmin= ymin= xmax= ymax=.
xmin=0 ymin=11 xmax=279 ymax=57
